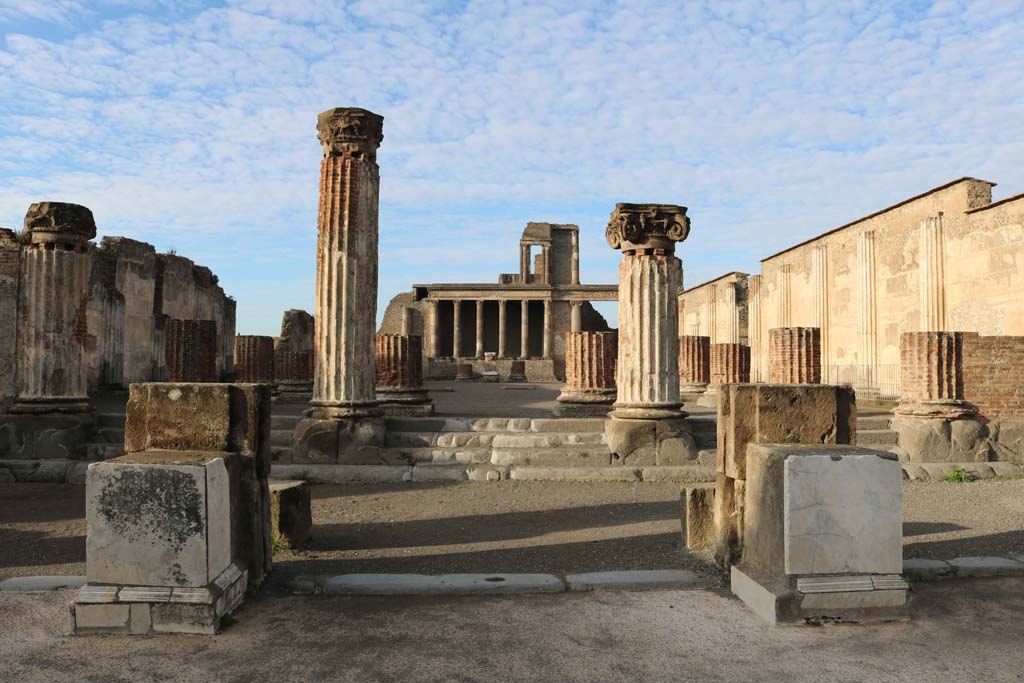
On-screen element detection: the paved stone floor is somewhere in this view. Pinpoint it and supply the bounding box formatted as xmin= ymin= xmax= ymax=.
xmin=2 ymin=578 xmax=1023 ymax=682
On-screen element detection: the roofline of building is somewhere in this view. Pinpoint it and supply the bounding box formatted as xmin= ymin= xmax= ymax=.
xmin=681 ymin=271 xmax=748 ymax=294
xmin=965 ymin=190 xmax=1024 ymax=214
xmin=412 ymin=283 xmax=617 ymax=291
xmin=760 ymin=176 xmax=998 ymax=263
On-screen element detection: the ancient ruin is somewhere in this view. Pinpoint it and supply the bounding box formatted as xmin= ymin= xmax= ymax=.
xmin=291 ymin=107 xmax=387 ymax=464
xmin=274 ymin=309 xmax=314 ymax=399
xmin=379 ymin=222 xmax=616 ymax=382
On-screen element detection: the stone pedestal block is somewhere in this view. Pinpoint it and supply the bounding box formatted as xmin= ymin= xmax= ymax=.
xmin=164 ymin=319 xmax=218 ymax=383
xmin=680 ymin=335 xmax=711 ymax=394
xmin=376 ymin=334 xmax=433 ymax=416
xmin=713 ymin=383 xmax=856 ymax=568
xmin=234 ymin=335 xmax=275 ymax=384
xmin=732 ymin=444 xmax=907 ymax=625
xmin=291 ymin=415 xmax=386 ymax=465
xmin=455 ymin=363 xmax=475 ymax=381
xmin=508 ymin=360 xmax=527 ymax=382
xmin=768 ymin=327 xmax=821 ymax=384
xmin=682 ymin=487 xmax=715 ymax=548
xmin=269 ymin=480 xmax=312 ymax=548
xmin=555 ymin=331 xmax=616 ymax=417
xmin=606 ymin=416 xmax=697 ymax=466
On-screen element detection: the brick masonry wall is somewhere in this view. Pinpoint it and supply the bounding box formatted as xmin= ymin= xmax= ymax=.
xmin=961 ymin=332 xmax=1024 ymax=419
xmin=710 ymin=342 xmax=750 ymax=384
xmin=235 ymin=335 xmax=275 ymax=383
xmin=899 ymin=331 xmax=964 ymax=403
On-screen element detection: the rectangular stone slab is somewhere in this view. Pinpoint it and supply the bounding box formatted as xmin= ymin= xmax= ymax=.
xmin=784 ymin=453 xmax=902 ymax=575
xmin=86 ymin=454 xmax=232 ymax=588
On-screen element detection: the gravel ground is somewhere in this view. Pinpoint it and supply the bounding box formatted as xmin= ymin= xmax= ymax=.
xmin=3 ymin=479 xmax=1022 ymax=581
xmin=3 ymin=579 xmax=1024 ymax=682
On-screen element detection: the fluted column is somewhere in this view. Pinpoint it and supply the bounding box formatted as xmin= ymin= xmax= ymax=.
xmin=723 ymin=283 xmax=738 ymax=344
xmin=679 ymin=335 xmax=711 ymax=393
xmin=541 ymin=244 xmax=550 ymax=284
xmin=895 ymin=331 xmax=972 ymax=418
xmin=810 ymin=245 xmax=829 ymax=382
xmin=857 ymin=230 xmax=877 ymax=389
xmin=554 ymin=331 xmax=617 ymax=416
xmin=164 ymin=319 xmax=218 ymax=383
xmin=768 ymin=327 xmax=821 ymax=384
xmin=919 ymin=215 xmax=946 ymax=331
xmin=710 ymin=343 xmax=751 ymax=386
xmin=13 ymin=203 xmax=96 ymax=413
xmin=376 ymin=334 xmax=433 ymax=415
xmin=748 ymin=275 xmax=763 ymax=382
xmin=475 ymin=299 xmax=484 ymax=358
xmin=453 ymin=300 xmax=462 ymax=358
xmin=429 ymin=300 xmax=439 ymax=357
xmin=570 ymin=301 xmax=582 ymax=333
xmin=520 ymin=300 xmax=530 ymax=359
xmin=498 ymin=300 xmax=507 ymax=358
xmin=606 ymin=203 xmax=689 ymax=419
xmin=235 ymin=335 xmax=275 ymax=383
xmin=542 ymin=300 xmax=551 ymax=358
xmin=571 ymin=228 xmax=580 ymax=285
xmin=309 ymin=107 xmax=384 ymax=419
xmin=99 ymin=291 xmax=125 ymax=388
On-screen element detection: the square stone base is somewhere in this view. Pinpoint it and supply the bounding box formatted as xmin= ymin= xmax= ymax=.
xmin=291 ymin=416 xmax=386 ymax=465
xmin=605 ymin=416 xmax=698 ymax=466
xmin=730 ymin=566 xmax=910 ymax=625
xmin=71 ymin=563 xmax=247 ymax=635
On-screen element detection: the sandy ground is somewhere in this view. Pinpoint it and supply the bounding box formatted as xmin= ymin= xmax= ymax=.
xmin=1 ymin=578 xmax=1023 ymax=682
xmin=3 ymin=479 xmax=1022 ymax=581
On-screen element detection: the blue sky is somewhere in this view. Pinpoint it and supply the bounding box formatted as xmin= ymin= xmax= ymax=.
xmin=1 ymin=0 xmax=1022 ymax=334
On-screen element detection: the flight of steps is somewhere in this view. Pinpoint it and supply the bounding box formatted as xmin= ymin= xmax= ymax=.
xmin=85 ymin=411 xmax=126 ymax=461
xmin=856 ymin=413 xmax=898 ymax=447
xmin=270 ymin=413 xmax=719 ymax=482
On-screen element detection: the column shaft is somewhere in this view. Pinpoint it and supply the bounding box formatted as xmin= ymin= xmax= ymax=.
xmin=475 ymin=299 xmax=484 ymax=357
xmin=571 ymin=229 xmax=580 ymax=285
xmin=453 ymin=300 xmax=462 ymax=357
xmin=520 ymin=300 xmax=530 ymax=359
xmin=542 ymin=300 xmax=551 ymax=358
xmin=571 ymin=301 xmax=582 ymax=333
xmin=498 ymin=300 xmax=507 ymax=357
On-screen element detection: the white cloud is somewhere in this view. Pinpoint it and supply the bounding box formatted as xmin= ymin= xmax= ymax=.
xmin=0 ymin=1 xmax=1022 ymax=333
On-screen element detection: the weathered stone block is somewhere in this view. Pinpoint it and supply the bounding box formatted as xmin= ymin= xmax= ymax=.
xmin=682 ymin=487 xmax=715 ymax=548
xmin=269 ymin=480 xmax=312 ymax=548
xmin=124 ymin=383 xmax=270 ymax=475
xmin=86 ymin=452 xmax=234 ymax=587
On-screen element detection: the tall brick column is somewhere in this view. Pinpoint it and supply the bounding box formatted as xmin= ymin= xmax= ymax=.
xmin=293 ymin=107 xmax=387 ymax=464
xmin=680 ymin=335 xmax=711 ymax=394
xmin=699 ymin=342 xmax=751 ymax=407
xmin=235 ymin=335 xmax=275 ymax=384
xmin=375 ymin=334 xmax=433 ymax=416
xmin=604 ymin=204 xmax=697 ymax=465
xmin=768 ymin=327 xmax=821 ymax=384
xmin=165 ymin=319 xmax=218 ymax=382
xmin=12 ymin=203 xmax=96 ymax=413
xmin=554 ymin=331 xmax=617 ymax=416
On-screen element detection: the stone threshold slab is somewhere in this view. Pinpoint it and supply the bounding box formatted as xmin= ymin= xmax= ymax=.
xmin=270 ymin=464 xmax=716 ymax=484
xmin=290 ymin=571 xmax=711 ymax=596
xmin=0 ymin=575 xmax=87 ymax=591
xmin=903 ymin=556 xmax=1024 ymax=580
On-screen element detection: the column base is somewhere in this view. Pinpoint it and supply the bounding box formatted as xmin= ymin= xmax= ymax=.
xmin=608 ymin=402 xmax=686 ymax=420
xmin=605 ymin=414 xmax=697 ymax=466
xmin=894 ymin=400 xmax=976 ymax=420
xmin=306 ymin=401 xmax=383 ymax=419
xmin=275 ymin=381 xmax=313 ymax=402
xmin=376 ymin=386 xmax=435 ymax=416
xmin=292 ymin=415 xmax=386 ymax=465
xmin=9 ymin=397 xmax=92 ymax=414
xmin=554 ymin=388 xmax=616 ymax=417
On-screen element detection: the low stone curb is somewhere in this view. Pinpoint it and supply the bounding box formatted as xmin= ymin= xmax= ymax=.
xmin=272 ymin=463 xmax=717 ymax=484
xmin=901 ymin=461 xmax=1024 ymax=481
xmin=903 ymin=556 xmax=1024 ymax=581
xmin=290 ymin=570 xmax=710 ymax=596
xmin=0 ymin=575 xmax=87 ymax=592
xmin=0 ymin=459 xmax=88 ymax=484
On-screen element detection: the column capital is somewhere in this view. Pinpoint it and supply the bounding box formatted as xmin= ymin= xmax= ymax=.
xmin=317 ymin=107 xmax=384 ymax=159
xmin=23 ymin=202 xmax=96 ymax=247
xmin=606 ymin=203 xmax=690 ymax=252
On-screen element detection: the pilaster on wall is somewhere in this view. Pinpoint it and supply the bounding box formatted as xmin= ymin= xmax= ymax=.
xmin=857 ymin=231 xmax=877 ymax=372
xmin=706 ymin=284 xmax=718 ymax=343
xmin=919 ymin=215 xmax=946 ymax=331
xmin=810 ymin=245 xmax=829 ymax=382
xmin=748 ymin=275 xmax=764 ymax=382
xmin=777 ymin=264 xmax=792 ymax=329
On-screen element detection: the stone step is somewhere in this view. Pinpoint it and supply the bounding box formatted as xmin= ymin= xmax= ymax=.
xmin=384 ymin=431 xmax=608 ymax=449
xmin=98 ymin=427 xmax=124 ymax=444
xmin=857 ymin=429 xmax=899 ymax=446
xmin=381 ymin=447 xmax=492 ymax=465
xmin=271 ymin=446 xmax=294 ymax=462
xmin=85 ymin=443 xmax=124 ymax=460
xmin=386 ymin=417 xmax=473 ymax=433
xmin=271 ymin=415 xmax=303 ymax=431
xmin=270 ymin=429 xmax=294 ymax=447
xmin=857 ymin=415 xmax=892 ymax=430
xmin=491 ymin=447 xmax=612 ymax=467
xmin=96 ymin=412 xmax=126 ymax=428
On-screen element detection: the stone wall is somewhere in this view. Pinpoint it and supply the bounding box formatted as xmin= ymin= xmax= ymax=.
xmin=0 ymin=229 xmax=21 ymax=410
xmin=961 ymin=333 xmax=1024 ymax=420
xmin=678 ymin=271 xmax=748 ymax=344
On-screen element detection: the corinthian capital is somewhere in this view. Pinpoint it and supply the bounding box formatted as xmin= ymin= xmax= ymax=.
xmin=23 ymin=202 xmax=96 ymax=247
xmin=316 ymin=107 xmax=384 ymax=159
xmin=606 ymin=203 xmax=690 ymax=252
